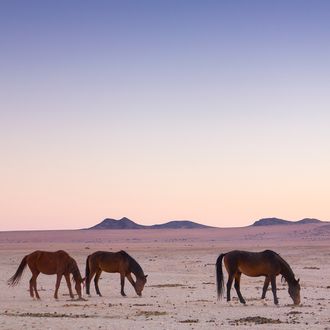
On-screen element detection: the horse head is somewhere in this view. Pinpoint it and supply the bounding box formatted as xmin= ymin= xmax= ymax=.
xmin=74 ymin=278 xmax=83 ymax=299
xmin=288 ymin=278 xmax=300 ymax=305
xmin=69 ymin=259 xmax=84 ymax=299
xmin=135 ymin=275 xmax=148 ymax=296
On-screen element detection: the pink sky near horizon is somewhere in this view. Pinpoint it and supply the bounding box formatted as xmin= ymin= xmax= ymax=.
xmin=2 ymin=111 xmax=329 ymax=231
xmin=1 ymin=1 xmax=330 ymax=231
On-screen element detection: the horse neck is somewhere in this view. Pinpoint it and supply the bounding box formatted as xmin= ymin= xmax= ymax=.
xmin=70 ymin=260 xmax=82 ymax=281
xmin=278 ymin=256 xmax=295 ymax=283
xmin=127 ymin=255 xmax=144 ymax=279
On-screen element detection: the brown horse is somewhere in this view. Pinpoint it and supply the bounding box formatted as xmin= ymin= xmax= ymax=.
xmin=85 ymin=250 xmax=147 ymax=297
xmin=216 ymin=250 xmax=301 ymax=305
xmin=8 ymin=250 xmax=84 ymax=300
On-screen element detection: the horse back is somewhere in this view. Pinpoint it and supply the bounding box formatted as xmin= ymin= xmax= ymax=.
xmin=27 ymin=250 xmax=72 ymax=275
xmin=88 ymin=251 xmax=129 ymax=273
xmin=224 ymin=250 xmax=281 ymax=277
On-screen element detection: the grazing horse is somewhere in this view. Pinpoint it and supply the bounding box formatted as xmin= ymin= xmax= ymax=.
xmin=7 ymin=250 xmax=84 ymax=300
xmin=85 ymin=250 xmax=148 ymax=297
xmin=216 ymin=250 xmax=300 ymax=305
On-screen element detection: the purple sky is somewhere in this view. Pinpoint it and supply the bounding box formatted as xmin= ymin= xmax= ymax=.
xmin=1 ymin=1 xmax=330 ymax=230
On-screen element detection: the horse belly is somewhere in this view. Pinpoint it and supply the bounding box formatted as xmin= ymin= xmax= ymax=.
xmin=37 ymin=263 xmax=57 ymax=275
xmin=36 ymin=255 xmax=58 ymax=275
xmin=238 ymin=263 xmax=273 ymax=277
xmin=100 ymin=262 xmax=120 ymax=273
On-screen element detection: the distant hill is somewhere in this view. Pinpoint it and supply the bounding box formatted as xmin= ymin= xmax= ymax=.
xmin=87 ymin=217 xmax=212 ymax=230
xmin=151 ymin=220 xmax=210 ymax=229
xmin=88 ymin=217 xmax=146 ymax=230
xmin=252 ymin=217 xmax=324 ymax=226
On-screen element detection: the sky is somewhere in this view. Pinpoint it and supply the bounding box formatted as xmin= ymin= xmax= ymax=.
xmin=1 ymin=0 xmax=330 ymax=230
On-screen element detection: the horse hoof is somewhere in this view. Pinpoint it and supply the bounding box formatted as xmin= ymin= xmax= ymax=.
xmin=77 ymin=297 xmax=87 ymax=301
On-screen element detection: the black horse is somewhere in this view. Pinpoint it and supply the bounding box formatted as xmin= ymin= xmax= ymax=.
xmin=85 ymin=250 xmax=147 ymax=297
xmin=216 ymin=250 xmax=300 ymax=305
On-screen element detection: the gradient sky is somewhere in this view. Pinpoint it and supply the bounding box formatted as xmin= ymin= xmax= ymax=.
xmin=1 ymin=0 xmax=330 ymax=230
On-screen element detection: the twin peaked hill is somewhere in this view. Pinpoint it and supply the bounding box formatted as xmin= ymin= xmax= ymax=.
xmin=251 ymin=217 xmax=324 ymax=226
xmin=87 ymin=217 xmax=327 ymax=230
xmin=87 ymin=217 xmax=212 ymax=230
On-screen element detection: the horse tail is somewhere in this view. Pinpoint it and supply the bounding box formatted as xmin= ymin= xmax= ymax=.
xmin=216 ymin=253 xmax=226 ymax=300
xmin=7 ymin=255 xmax=28 ymax=287
xmin=85 ymin=255 xmax=91 ymax=293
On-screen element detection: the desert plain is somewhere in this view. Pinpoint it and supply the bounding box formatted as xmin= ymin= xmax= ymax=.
xmin=0 ymin=223 xmax=329 ymax=329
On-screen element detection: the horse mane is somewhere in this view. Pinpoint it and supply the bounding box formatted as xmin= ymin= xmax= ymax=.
xmin=68 ymin=258 xmax=83 ymax=283
xmin=119 ymin=250 xmax=144 ymax=278
xmin=274 ymin=252 xmax=296 ymax=283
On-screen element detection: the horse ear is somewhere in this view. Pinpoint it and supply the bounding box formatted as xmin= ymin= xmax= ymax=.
xmin=145 ymin=275 xmax=148 ymax=279
xmin=297 ymin=278 xmax=300 ymax=283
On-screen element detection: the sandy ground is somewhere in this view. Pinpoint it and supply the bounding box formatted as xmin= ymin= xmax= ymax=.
xmin=0 ymin=224 xmax=329 ymax=329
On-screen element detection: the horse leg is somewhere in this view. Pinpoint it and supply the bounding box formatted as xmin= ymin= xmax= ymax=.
xmin=226 ymin=274 xmax=234 ymax=302
xmin=64 ymin=273 xmax=74 ymax=299
xmin=31 ymin=272 xmax=40 ymax=299
xmin=94 ymin=270 xmax=102 ymax=296
xmin=120 ymin=272 xmax=126 ymax=296
xmin=270 ymin=275 xmax=279 ymax=305
xmin=126 ymin=273 xmax=136 ymax=289
xmin=29 ymin=276 xmax=34 ymax=298
xmin=54 ymin=274 xmax=63 ymax=299
xmin=261 ymin=276 xmax=270 ymax=299
xmin=234 ymin=273 xmax=246 ymax=304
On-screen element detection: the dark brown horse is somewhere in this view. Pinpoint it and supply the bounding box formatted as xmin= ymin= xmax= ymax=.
xmin=8 ymin=250 xmax=84 ymax=300
xmin=85 ymin=250 xmax=147 ymax=297
xmin=216 ymin=250 xmax=300 ymax=305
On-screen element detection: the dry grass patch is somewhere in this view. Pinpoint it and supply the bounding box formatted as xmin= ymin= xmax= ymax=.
xmin=230 ymin=316 xmax=284 ymax=325
xmin=136 ymin=310 xmax=167 ymax=317
xmin=287 ymin=311 xmax=302 ymax=315
xmin=179 ymin=319 xmax=199 ymax=323
xmin=2 ymin=312 xmax=91 ymax=319
xmin=149 ymin=283 xmax=185 ymax=288
xmin=303 ymin=266 xmax=320 ymax=270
